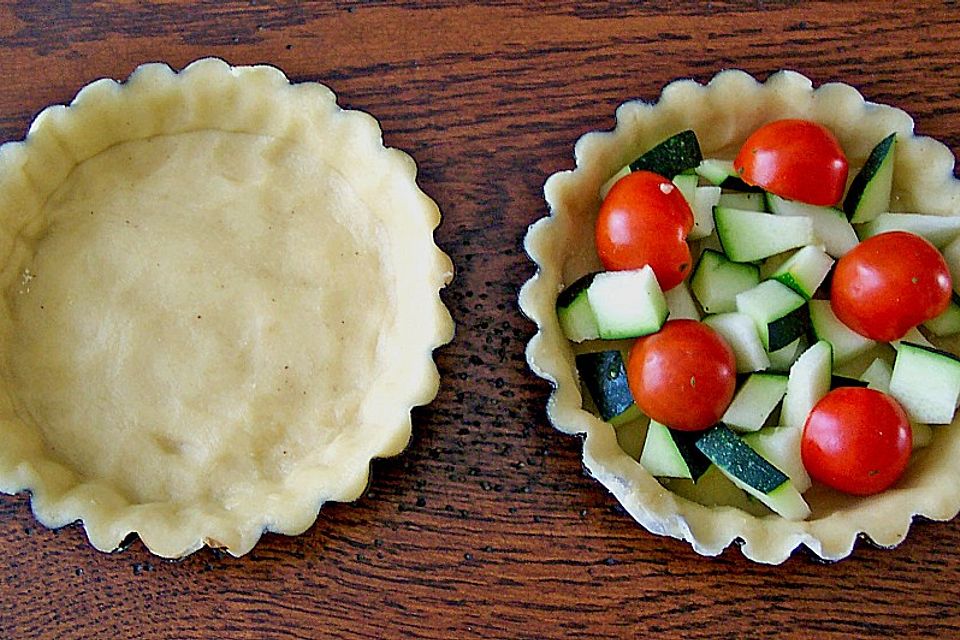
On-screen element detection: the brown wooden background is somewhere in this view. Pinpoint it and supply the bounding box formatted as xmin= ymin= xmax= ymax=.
xmin=2 ymin=1 xmax=960 ymax=638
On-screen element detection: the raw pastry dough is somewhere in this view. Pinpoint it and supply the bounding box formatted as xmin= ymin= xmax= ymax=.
xmin=0 ymin=59 xmax=454 ymax=558
xmin=520 ymin=70 xmax=960 ymax=563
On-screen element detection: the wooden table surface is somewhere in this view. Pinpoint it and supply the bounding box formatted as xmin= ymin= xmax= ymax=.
xmin=2 ymin=1 xmax=960 ymax=638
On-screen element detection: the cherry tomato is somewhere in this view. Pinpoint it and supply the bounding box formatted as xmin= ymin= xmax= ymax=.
xmin=627 ymin=319 xmax=736 ymax=431
xmin=733 ymin=119 xmax=849 ymax=206
xmin=595 ymin=170 xmax=694 ymax=291
xmin=831 ymin=231 xmax=952 ymax=341
xmin=801 ymin=387 xmax=912 ymax=496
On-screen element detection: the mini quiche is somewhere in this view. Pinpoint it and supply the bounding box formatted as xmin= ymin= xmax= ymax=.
xmin=520 ymin=69 xmax=960 ymax=563
xmin=0 ymin=58 xmax=454 ymax=558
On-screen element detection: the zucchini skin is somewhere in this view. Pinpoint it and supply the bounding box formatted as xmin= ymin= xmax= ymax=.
xmin=557 ymin=272 xmax=599 ymax=309
xmin=897 ymin=340 xmax=960 ymax=363
xmin=830 ymin=375 xmax=870 ymax=389
xmin=671 ymin=428 xmax=711 ymax=481
xmin=843 ymin=132 xmax=896 ymax=220
xmin=630 ymin=130 xmax=703 ymax=178
xmin=576 ymin=350 xmax=635 ymax=422
xmin=695 ymin=424 xmax=788 ymax=494
xmin=766 ymin=304 xmax=809 ymax=352
xmin=719 ymin=175 xmax=763 ymax=193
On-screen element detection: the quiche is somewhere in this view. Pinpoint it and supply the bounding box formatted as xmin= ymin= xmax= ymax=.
xmin=520 ymin=70 xmax=960 ymax=563
xmin=0 ymin=58 xmax=454 ymax=558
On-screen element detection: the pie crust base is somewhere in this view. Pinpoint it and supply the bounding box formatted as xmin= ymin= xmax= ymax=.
xmin=0 ymin=59 xmax=454 ymax=558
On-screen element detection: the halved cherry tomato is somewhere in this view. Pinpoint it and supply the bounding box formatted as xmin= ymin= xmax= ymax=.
xmin=627 ymin=319 xmax=736 ymax=431
xmin=595 ymin=170 xmax=694 ymax=291
xmin=831 ymin=231 xmax=952 ymax=341
xmin=801 ymin=387 xmax=912 ymax=496
xmin=733 ymin=119 xmax=849 ymax=206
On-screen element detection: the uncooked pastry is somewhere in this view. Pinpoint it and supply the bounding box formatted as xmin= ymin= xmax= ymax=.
xmin=520 ymin=70 xmax=960 ymax=563
xmin=0 ymin=58 xmax=454 ymax=558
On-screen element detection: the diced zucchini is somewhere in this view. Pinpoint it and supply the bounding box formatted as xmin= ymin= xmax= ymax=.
xmin=576 ymin=350 xmax=642 ymax=426
xmin=690 ymin=185 xmax=721 ymax=240
xmin=615 ymin=419 xmax=648 ymax=460
xmin=557 ymin=272 xmax=600 ymax=342
xmin=673 ymin=175 xmax=718 ymax=240
xmin=722 ymin=373 xmax=788 ymax=432
xmin=742 ymin=426 xmax=811 ymax=493
xmin=663 ymin=465 xmax=768 ymax=518
xmin=714 ymin=207 xmax=815 ymax=263
xmin=696 ymin=425 xmax=810 ymax=520
xmin=639 ymin=420 xmax=710 ymax=480
xmin=858 ymin=213 xmax=960 ymax=249
xmin=719 ymin=191 xmax=766 ymax=212
xmin=758 ymin=251 xmax=792 ymax=280
xmin=599 ymin=165 xmax=631 ymax=200
xmin=735 ymin=280 xmax=808 ymax=352
xmin=924 ymin=298 xmax=960 ymax=337
xmin=672 ymin=173 xmax=699 ymax=205
xmin=808 ymin=299 xmax=876 ymax=366
xmin=843 ymin=133 xmax=896 ymax=224
xmin=889 ymin=342 xmax=960 ymax=424
xmin=630 ymin=130 xmax=702 ymax=178
xmin=892 ymin=326 xmax=935 ymax=351
xmin=690 ymin=249 xmax=760 ymax=314
xmin=860 ymin=357 xmax=893 ymax=393
xmin=703 ymin=312 xmax=771 ymax=373
xmin=695 ymin=159 xmax=735 ymax=185
xmin=781 ymin=340 xmax=832 ymax=430
xmin=770 ymin=245 xmax=834 ymax=299
xmin=767 ymin=337 xmax=805 ymax=373
xmin=695 ymin=158 xmax=760 ymax=192
xmin=766 ymin=194 xmax=859 ymax=258
xmin=587 ymin=266 xmax=668 ymax=339
xmin=665 ymin=280 xmax=700 ymax=321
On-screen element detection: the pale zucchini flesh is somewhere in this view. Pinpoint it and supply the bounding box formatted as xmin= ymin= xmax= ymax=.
xmin=781 ymin=340 xmax=833 ymax=430
xmin=766 ymin=194 xmax=859 ymax=258
xmin=665 ymin=280 xmax=701 ymax=321
xmin=587 ymin=266 xmax=668 ymax=339
xmin=859 ymin=213 xmax=960 ymax=249
xmin=690 ymin=185 xmax=721 ymax=240
xmin=889 ymin=342 xmax=960 ymax=424
xmin=722 ymin=373 xmax=788 ymax=432
xmin=714 ymin=207 xmax=816 ymax=263
xmin=691 ymin=249 xmax=760 ymax=315
xmin=771 ymin=245 xmax=834 ymax=300
xmin=808 ymin=299 xmax=876 ymax=366
xmin=703 ymin=312 xmax=771 ymax=373
xmin=860 ymin=357 xmax=894 ymax=393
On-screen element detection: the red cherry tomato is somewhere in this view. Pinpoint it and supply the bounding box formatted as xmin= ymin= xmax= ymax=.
xmin=801 ymin=387 xmax=912 ymax=496
xmin=733 ymin=119 xmax=849 ymax=206
xmin=831 ymin=231 xmax=952 ymax=341
xmin=595 ymin=170 xmax=694 ymax=291
xmin=627 ymin=319 xmax=736 ymax=431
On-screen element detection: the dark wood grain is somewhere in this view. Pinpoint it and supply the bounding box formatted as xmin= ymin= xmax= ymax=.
xmin=3 ymin=1 xmax=960 ymax=638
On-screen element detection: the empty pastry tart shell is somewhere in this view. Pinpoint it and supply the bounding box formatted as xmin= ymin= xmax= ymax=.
xmin=520 ymin=69 xmax=960 ymax=563
xmin=0 ymin=58 xmax=454 ymax=558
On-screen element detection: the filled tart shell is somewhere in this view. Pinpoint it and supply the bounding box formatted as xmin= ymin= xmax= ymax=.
xmin=520 ymin=69 xmax=960 ymax=563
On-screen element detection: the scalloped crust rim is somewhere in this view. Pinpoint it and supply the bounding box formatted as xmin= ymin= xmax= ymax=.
xmin=519 ymin=69 xmax=960 ymax=564
xmin=0 ymin=58 xmax=454 ymax=558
